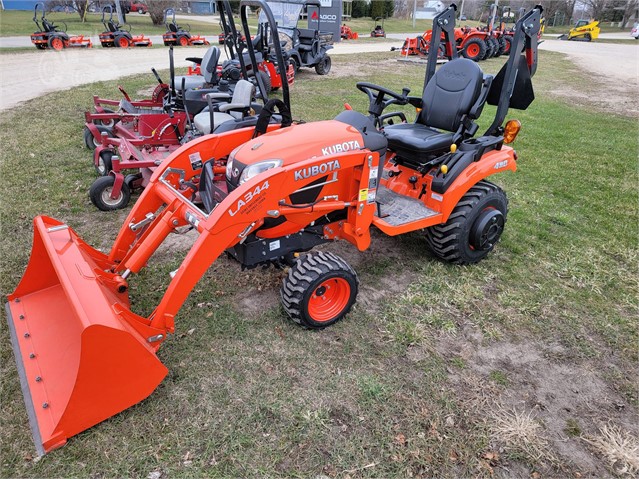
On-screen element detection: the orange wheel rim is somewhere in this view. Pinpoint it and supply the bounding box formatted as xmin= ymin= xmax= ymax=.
xmin=468 ymin=44 xmax=479 ymax=56
xmin=119 ymin=37 xmax=129 ymax=47
xmin=179 ymin=37 xmax=189 ymax=46
xmin=52 ymin=38 xmax=63 ymax=50
xmin=308 ymin=277 xmax=350 ymax=322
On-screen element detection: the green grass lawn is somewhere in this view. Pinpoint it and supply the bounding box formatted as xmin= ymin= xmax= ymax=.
xmin=0 ymin=9 xmax=221 ymax=37
xmin=0 ymin=51 xmax=637 ymax=478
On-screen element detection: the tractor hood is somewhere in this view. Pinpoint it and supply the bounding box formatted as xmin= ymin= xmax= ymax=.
xmin=226 ymin=115 xmax=387 ymax=188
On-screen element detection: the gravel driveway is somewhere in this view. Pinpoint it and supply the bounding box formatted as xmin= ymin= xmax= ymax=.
xmin=0 ymin=37 xmax=635 ymax=111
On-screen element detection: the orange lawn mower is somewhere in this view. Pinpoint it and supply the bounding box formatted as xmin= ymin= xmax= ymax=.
xmin=163 ymin=8 xmax=210 ymax=46
xmin=6 ymin=1 xmax=542 ymax=456
xmin=98 ymin=5 xmax=152 ymax=48
xmin=341 ymin=23 xmax=359 ymax=40
xmin=30 ymin=2 xmax=92 ymax=51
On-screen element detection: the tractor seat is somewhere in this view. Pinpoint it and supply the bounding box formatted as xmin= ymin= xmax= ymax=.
xmin=384 ymin=58 xmax=489 ymax=163
xmin=193 ymin=79 xmax=255 ymax=134
xmin=168 ymin=23 xmax=178 ymax=33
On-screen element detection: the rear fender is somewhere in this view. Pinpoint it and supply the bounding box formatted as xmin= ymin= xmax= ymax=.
xmin=437 ymin=145 xmax=516 ymax=222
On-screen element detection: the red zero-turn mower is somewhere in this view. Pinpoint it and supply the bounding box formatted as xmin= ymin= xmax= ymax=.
xmin=86 ymin=3 xmax=289 ymax=211
xmin=98 ymin=6 xmax=152 ymax=48
xmin=163 ymin=9 xmax=210 ymax=46
xmin=6 ymin=1 xmax=542 ymax=456
xmin=30 ymin=2 xmax=92 ymax=51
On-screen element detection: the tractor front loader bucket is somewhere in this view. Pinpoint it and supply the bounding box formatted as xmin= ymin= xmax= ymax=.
xmin=8 ymin=122 xmax=378 ymax=454
xmin=6 ymin=216 xmax=168 ymax=456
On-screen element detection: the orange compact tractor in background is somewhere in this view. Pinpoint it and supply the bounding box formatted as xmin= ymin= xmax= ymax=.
xmin=7 ymin=1 xmax=542 ymax=455
xmin=98 ymin=5 xmax=152 ymax=48
xmin=163 ymin=8 xmax=210 ymax=46
xmin=30 ymin=2 xmax=92 ymax=51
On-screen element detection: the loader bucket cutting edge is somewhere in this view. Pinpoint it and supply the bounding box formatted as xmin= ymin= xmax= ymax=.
xmin=6 ymin=216 xmax=168 ymax=455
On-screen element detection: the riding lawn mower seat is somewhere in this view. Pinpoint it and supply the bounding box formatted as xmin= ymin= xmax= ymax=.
xmin=193 ymin=79 xmax=255 ymax=134
xmin=174 ymin=46 xmax=221 ymax=91
xmin=384 ymin=58 xmax=492 ymax=165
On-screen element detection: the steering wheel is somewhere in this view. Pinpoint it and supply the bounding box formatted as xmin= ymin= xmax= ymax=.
xmin=356 ymin=82 xmax=410 ymax=119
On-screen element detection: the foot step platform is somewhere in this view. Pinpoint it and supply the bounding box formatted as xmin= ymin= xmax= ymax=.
xmin=375 ymin=186 xmax=438 ymax=226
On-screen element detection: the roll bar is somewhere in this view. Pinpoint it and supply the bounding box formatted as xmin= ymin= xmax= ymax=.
xmin=240 ymin=0 xmax=291 ymax=110
xmin=485 ymin=5 xmax=543 ymax=136
xmin=424 ymin=4 xmax=458 ymax=87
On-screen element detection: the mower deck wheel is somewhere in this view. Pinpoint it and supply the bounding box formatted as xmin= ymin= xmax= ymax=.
xmin=96 ymin=150 xmax=114 ymax=176
xmin=281 ymin=251 xmax=358 ymax=329
xmin=89 ymin=176 xmax=131 ymax=211
xmin=315 ymin=55 xmax=331 ymax=75
xmin=84 ymin=125 xmax=112 ymax=150
xmin=425 ymin=180 xmax=508 ymax=265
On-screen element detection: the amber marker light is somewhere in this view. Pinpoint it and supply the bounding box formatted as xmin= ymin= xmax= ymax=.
xmin=503 ymin=120 xmax=522 ymax=144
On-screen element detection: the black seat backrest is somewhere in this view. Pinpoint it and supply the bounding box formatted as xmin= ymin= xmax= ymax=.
xmin=297 ymin=28 xmax=316 ymax=44
xmin=168 ymin=23 xmax=178 ymax=33
xmin=42 ymin=19 xmax=56 ymax=33
xmin=418 ymin=58 xmax=483 ymax=132
xmin=108 ymin=20 xmax=118 ymax=32
xmin=201 ymin=46 xmax=221 ymax=84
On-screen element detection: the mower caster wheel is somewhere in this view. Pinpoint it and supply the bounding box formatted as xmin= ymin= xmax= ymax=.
xmin=315 ymin=55 xmax=331 ymax=75
xmin=425 ymin=180 xmax=507 ymax=265
xmin=84 ymin=125 xmax=112 ymax=150
xmin=125 ymin=173 xmax=143 ymax=191
xmin=281 ymin=251 xmax=358 ymax=329
xmin=89 ymin=176 xmax=131 ymax=211
xmin=95 ymin=150 xmax=114 ymax=176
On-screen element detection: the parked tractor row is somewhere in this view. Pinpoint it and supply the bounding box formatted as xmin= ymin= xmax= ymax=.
xmin=396 ymin=6 xmax=543 ymax=62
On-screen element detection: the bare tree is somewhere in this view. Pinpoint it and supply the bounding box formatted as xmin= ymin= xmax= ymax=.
xmin=581 ymin=0 xmax=609 ymax=20
xmin=47 ymin=0 xmax=90 ymax=21
xmin=148 ymin=0 xmax=179 ymax=26
xmin=620 ymin=0 xmax=638 ymax=27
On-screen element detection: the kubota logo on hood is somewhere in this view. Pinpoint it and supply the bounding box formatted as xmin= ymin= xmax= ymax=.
xmin=311 ymin=10 xmax=318 ymax=20
xmin=321 ymin=140 xmax=361 ymax=156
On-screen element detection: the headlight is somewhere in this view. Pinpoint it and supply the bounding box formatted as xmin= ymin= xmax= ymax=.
xmin=238 ymin=159 xmax=282 ymax=184
xmin=225 ymin=149 xmax=237 ymax=180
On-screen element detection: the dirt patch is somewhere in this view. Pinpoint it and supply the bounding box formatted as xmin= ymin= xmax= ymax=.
xmin=437 ymin=323 xmax=639 ymax=477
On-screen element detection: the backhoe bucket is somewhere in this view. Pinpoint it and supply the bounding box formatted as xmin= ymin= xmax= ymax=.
xmin=6 ymin=216 xmax=168 ymax=456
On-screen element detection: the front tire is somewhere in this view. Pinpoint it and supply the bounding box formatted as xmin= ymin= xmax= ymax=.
xmin=425 ymin=181 xmax=508 ymax=265
xmin=95 ymin=149 xmax=114 ymax=176
xmin=84 ymin=125 xmax=112 ymax=150
xmin=281 ymin=251 xmax=358 ymax=329
xmin=315 ymin=55 xmax=331 ymax=75
xmin=89 ymin=176 xmax=130 ymax=211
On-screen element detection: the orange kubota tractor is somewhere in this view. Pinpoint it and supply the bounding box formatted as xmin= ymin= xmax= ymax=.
xmin=7 ymin=1 xmax=543 ymax=455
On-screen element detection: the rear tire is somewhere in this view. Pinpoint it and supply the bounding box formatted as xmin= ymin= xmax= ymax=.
xmin=461 ymin=38 xmax=485 ymax=62
xmin=178 ymin=35 xmax=189 ymax=47
xmin=89 ymin=176 xmax=130 ymax=211
xmin=502 ymin=35 xmax=513 ymax=55
xmin=48 ymin=36 xmax=64 ymax=51
xmin=315 ymin=55 xmax=331 ymax=75
xmin=257 ymin=70 xmax=272 ymax=94
xmin=281 ymin=251 xmax=358 ymax=329
xmin=490 ymin=37 xmax=501 ymax=57
xmin=425 ymin=181 xmax=508 ymax=265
